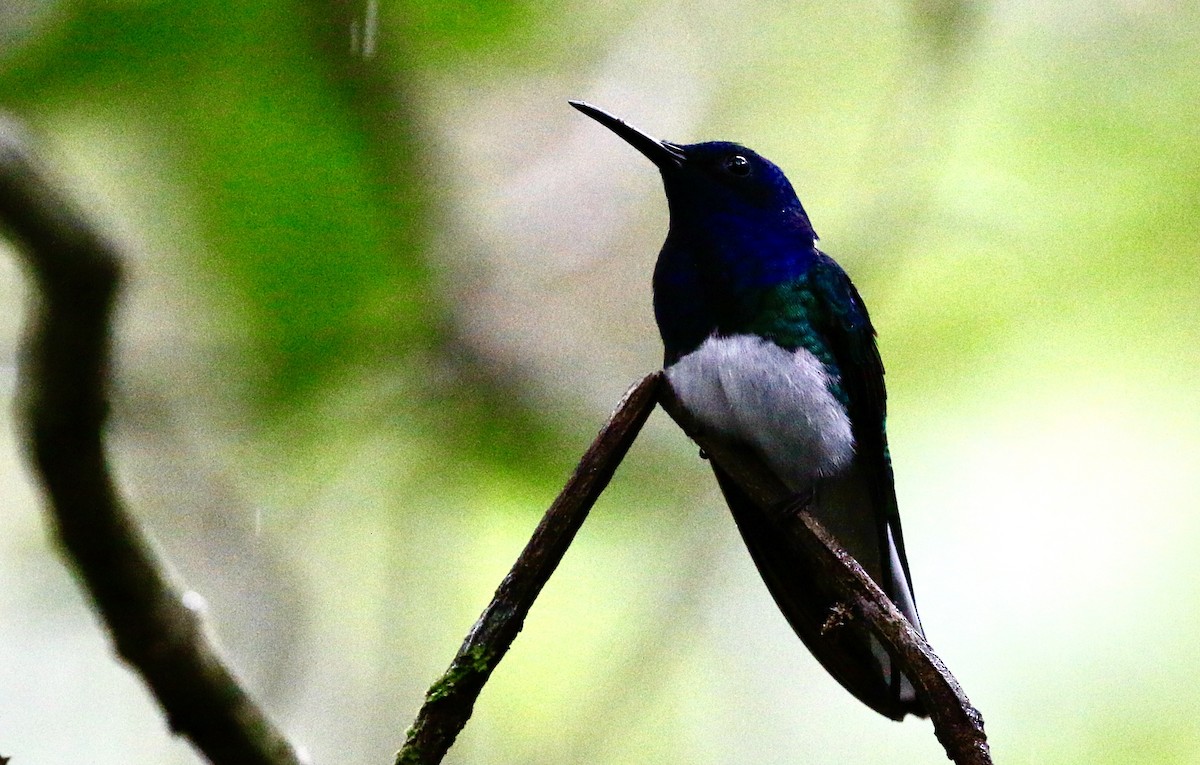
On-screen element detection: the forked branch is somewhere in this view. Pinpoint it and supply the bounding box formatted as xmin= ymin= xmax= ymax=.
xmin=399 ymin=377 xmax=990 ymax=765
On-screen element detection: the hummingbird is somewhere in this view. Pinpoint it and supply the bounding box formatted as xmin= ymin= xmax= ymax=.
xmin=570 ymin=100 xmax=925 ymax=720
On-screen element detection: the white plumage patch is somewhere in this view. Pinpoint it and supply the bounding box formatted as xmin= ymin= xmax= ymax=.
xmin=665 ymin=334 xmax=855 ymax=488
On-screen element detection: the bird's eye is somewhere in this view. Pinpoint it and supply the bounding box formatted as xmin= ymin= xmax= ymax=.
xmin=723 ymin=154 xmax=751 ymax=176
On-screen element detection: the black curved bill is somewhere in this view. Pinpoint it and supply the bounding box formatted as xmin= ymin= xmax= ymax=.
xmin=569 ymin=100 xmax=686 ymax=169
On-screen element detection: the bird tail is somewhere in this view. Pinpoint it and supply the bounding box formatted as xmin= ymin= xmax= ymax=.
xmin=713 ymin=464 xmax=926 ymax=720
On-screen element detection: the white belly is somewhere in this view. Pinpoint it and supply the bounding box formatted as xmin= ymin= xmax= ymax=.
xmin=665 ymin=334 xmax=855 ymax=488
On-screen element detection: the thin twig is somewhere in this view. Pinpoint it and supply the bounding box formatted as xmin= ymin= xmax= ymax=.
xmin=657 ymin=384 xmax=991 ymax=765
xmin=0 ymin=118 xmax=303 ymax=765
xmin=395 ymin=372 xmax=663 ymax=765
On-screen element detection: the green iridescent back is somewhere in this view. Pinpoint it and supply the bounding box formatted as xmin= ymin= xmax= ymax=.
xmin=742 ymin=264 xmax=854 ymax=407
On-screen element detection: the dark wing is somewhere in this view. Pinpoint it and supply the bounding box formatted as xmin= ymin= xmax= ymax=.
xmin=718 ymin=253 xmax=925 ymax=719
xmin=807 ymin=252 xmax=919 ymax=611
xmin=713 ymin=466 xmax=922 ymax=719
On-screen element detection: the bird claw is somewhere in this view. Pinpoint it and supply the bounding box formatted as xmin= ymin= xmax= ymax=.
xmin=820 ymin=602 xmax=853 ymax=635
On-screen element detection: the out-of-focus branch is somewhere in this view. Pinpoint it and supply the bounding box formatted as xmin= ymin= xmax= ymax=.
xmin=395 ymin=372 xmax=663 ymax=765
xmin=0 ymin=118 xmax=303 ymax=765
xmin=657 ymin=384 xmax=992 ymax=765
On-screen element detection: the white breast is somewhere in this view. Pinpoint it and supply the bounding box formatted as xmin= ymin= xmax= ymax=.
xmin=665 ymin=334 xmax=855 ymax=489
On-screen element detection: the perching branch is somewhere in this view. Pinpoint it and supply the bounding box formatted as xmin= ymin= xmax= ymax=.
xmin=656 ymin=385 xmax=992 ymax=765
xmin=401 ymin=374 xmax=990 ymax=765
xmin=395 ymin=372 xmax=663 ymax=765
xmin=0 ymin=118 xmax=303 ymax=765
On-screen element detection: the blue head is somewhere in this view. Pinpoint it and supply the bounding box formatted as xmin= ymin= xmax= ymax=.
xmin=571 ymin=101 xmax=820 ymax=361
xmin=655 ymin=140 xmax=817 ymax=244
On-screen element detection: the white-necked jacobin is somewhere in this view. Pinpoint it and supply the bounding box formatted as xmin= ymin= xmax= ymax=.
xmin=571 ymin=100 xmax=925 ymax=720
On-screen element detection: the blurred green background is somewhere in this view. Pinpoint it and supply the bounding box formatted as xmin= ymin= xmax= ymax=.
xmin=2 ymin=0 xmax=1199 ymax=763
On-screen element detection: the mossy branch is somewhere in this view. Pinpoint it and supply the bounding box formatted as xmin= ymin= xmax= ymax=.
xmin=395 ymin=372 xmax=663 ymax=765
xmin=399 ymin=377 xmax=990 ymax=765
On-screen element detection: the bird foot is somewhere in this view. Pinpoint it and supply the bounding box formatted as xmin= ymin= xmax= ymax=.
xmin=820 ymin=602 xmax=853 ymax=635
